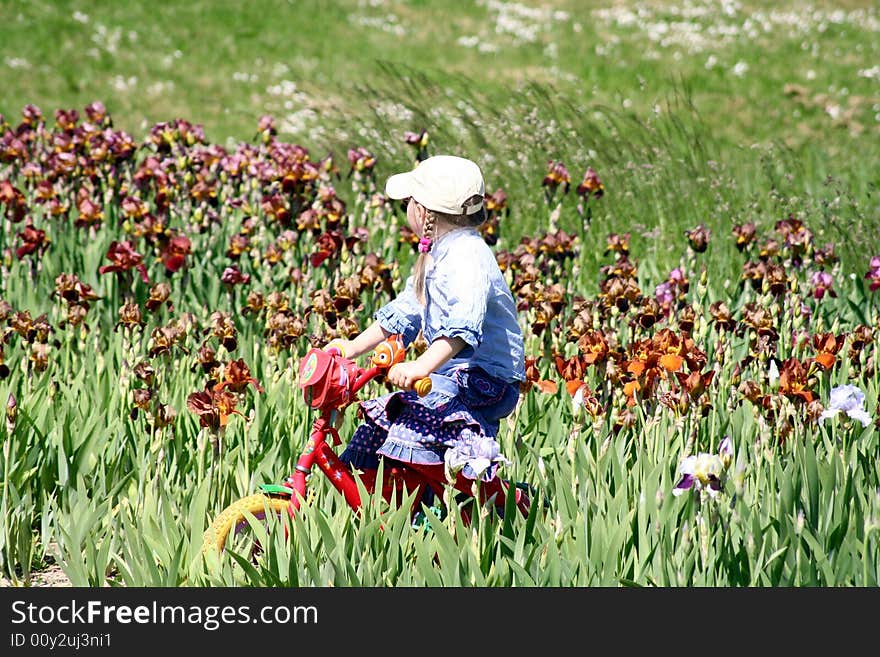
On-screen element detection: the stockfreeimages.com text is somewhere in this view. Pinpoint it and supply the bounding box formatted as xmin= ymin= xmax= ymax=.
xmin=10 ymin=600 xmax=317 ymax=631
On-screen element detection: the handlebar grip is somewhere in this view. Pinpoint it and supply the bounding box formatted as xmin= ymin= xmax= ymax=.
xmin=324 ymin=340 xmax=346 ymax=358
xmin=414 ymin=377 xmax=432 ymax=396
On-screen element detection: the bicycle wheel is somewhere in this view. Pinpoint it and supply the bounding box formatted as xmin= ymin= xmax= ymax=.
xmin=202 ymin=493 xmax=292 ymax=558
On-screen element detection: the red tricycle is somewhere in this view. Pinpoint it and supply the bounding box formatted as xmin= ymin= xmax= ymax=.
xmin=201 ymin=335 xmax=533 ymax=558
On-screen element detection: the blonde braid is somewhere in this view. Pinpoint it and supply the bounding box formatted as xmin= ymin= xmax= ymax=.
xmin=413 ymin=211 xmax=436 ymax=305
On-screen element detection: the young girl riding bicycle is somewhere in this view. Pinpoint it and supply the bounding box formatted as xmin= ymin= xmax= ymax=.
xmin=326 ymin=155 xmax=528 ymax=512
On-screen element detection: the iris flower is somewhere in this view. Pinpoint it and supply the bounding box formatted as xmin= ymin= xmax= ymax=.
xmin=445 ymin=431 xmax=510 ymax=481
xmin=98 ymin=241 xmax=149 ymax=283
xmin=673 ymin=437 xmax=733 ymax=498
xmin=819 ymin=385 xmax=872 ymax=427
xmin=866 ymin=256 xmax=880 ymax=291
xmin=810 ymin=270 xmax=836 ymax=300
xmin=575 ymin=166 xmax=603 ymax=199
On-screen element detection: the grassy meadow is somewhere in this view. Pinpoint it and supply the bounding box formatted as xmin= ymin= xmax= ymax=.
xmin=0 ymin=0 xmax=878 ymax=586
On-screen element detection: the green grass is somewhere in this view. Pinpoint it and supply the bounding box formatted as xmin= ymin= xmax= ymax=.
xmin=0 ymin=0 xmax=878 ymax=586
xmin=3 ymin=1 xmax=878 ymax=146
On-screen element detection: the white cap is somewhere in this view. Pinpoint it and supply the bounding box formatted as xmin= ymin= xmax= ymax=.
xmin=385 ymin=155 xmax=485 ymax=216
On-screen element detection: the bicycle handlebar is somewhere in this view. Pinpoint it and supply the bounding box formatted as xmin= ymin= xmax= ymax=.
xmin=326 ymin=336 xmax=432 ymax=397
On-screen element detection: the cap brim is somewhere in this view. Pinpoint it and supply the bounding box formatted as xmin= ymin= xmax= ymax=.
xmin=385 ymin=171 xmax=418 ymax=200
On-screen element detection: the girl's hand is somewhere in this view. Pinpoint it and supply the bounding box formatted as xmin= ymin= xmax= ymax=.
xmin=324 ymin=339 xmax=356 ymax=358
xmin=387 ymin=361 xmax=432 ymax=390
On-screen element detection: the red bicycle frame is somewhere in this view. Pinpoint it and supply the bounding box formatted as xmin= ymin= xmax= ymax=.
xmin=283 ymin=361 xmax=426 ymax=512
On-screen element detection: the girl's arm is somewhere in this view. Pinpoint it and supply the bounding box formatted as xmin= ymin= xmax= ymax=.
xmin=328 ymin=275 xmax=424 ymax=358
xmin=386 ymin=336 xmax=467 ymax=389
xmin=326 ymin=320 xmax=391 ymax=359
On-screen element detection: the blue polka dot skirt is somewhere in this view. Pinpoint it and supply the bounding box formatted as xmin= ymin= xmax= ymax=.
xmin=340 ymin=367 xmax=520 ymax=481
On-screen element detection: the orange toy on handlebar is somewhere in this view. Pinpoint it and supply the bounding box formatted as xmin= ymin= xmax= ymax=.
xmin=370 ymin=334 xmax=406 ymax=369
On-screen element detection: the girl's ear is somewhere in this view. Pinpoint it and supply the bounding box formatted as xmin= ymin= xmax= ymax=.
xmin=415 ymin=203 xmax=428 ymax=230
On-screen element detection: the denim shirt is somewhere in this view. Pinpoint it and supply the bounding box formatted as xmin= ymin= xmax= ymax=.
xmin=374 ymin=227 xmax=525 ymax=384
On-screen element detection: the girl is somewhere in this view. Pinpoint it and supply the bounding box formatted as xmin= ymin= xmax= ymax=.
xmin=327 ymin=155 xmax=527 ymax=512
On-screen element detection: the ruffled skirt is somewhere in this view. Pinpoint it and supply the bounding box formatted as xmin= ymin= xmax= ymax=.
xmin=340 ymin=367 xmax=520 ymax=481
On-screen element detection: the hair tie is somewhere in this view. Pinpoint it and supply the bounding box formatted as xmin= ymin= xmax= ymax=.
xmin=418 ymin=237 xmax=432 ymax=253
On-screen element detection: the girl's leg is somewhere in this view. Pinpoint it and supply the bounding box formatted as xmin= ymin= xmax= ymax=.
xmin=341 ymin=423 xmax=436 ymax=512
xmin=354 ymin=461 xmax=429 ymax=502
xmin=345 ymin=417 xmax=459 ymax=515
xmin=406 ymin=462 xmax=530 ymax=517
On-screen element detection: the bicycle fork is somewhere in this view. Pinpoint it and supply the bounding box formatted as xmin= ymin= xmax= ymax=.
xmin=279 ymin=417 xmax=362 ymax=515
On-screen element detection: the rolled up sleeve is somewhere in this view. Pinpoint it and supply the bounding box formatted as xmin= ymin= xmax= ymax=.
xmin=374 ymin=275 xmax=423 ymax=345
xmin=434 ymin=317 xmax=482 ymax=349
